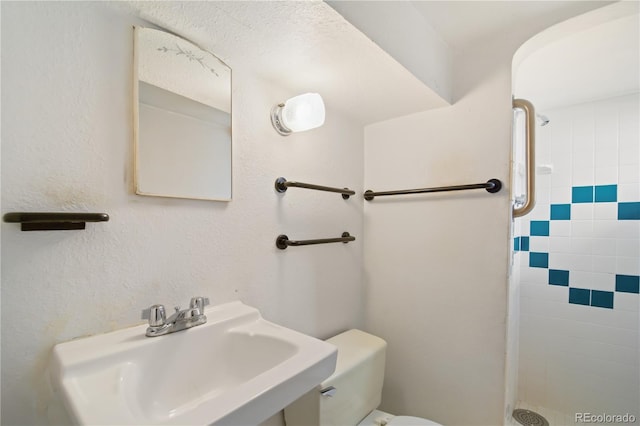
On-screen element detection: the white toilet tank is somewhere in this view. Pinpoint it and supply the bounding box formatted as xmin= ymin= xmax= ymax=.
xmin=284 ymin=329 xmax=387 ymax=426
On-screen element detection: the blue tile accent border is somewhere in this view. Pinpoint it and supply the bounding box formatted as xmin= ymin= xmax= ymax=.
xmin=550 ymin=204 xmax=571 ymax=220
xmin=618 ymin=202 xmax=640 ymax=220
xmin=514 ymin=236 xmax=529 ymax=251
xmin=529 ymin=252 xmax=549 ymax=268
xmin=530 ymin=221 xmax=550 ymax=236
xmin=591 ymin=290 xmax=614 ymax=309
xmin=569 ymin=288 xmax=590 ymax=305
xmin=615 ymin=275 xmax=640 ymax=294
xmin=549 ymin=269 xmax=569 ymax=286
xmin=595 ymin=185 xmax=617 ymax=202
xmin=572 ymin=186 xmax=594 ymax=203
xmin=516 ymin=181 xmax=639 ymax=310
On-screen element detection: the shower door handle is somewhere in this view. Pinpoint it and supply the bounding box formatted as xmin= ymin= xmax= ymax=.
xmin=512 ymin=98 xmax=536 ymax=218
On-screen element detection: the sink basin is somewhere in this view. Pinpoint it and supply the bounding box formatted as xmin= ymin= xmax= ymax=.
xmin=48 ymin=301 xmax=337 ymax=425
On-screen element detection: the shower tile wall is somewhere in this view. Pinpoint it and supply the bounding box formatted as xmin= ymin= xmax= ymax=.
xmin=515 ymin=92 xmax=639 ymax=418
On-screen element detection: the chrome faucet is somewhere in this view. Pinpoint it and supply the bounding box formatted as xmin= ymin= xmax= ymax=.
xmin=141 ymin=297 xmax=210 ymax=337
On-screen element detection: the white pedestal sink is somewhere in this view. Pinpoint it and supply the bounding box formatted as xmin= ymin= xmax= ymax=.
xmin=48 ymin=301 xmax=337 ymax=425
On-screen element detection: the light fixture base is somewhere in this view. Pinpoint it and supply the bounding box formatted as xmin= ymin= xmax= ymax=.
xmin=271 ymin=104 xmax=292 ymax=136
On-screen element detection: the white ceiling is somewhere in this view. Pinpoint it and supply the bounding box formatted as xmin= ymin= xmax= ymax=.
xmin=515 ymin=11 xmax=640 ymax=111
xmin=120 ymin=1 xmax=635 ymax=124
xmin=410 ymin=1 xmax=615 ymax=50
xmin=119 ymin=1 xmax=449 ymax=125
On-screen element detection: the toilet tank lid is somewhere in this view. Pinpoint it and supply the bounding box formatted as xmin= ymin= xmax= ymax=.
xmin=388 ymin=416 xmax=442 ymax=426
xmin=322 ymin=329 xmax=386 ymax=386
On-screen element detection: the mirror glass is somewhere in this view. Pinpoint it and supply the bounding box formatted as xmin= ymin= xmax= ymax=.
xmin=134 ymin=27 xmax=232 ymax=201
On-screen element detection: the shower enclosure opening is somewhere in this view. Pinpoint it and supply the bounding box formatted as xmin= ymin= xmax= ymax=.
xmin=508 ymin=3 xmax=640 ymax=425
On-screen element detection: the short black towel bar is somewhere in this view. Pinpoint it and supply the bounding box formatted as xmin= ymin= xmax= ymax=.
xmin=275 ymin=177 xmax=355 ymax=199
xmin=364 ymin=179 xmax=502 ymax=201
xmin=3 ymin=212 xmax=109 ymax=231
xmin=276 ymin=232 xmax=355 ymax=250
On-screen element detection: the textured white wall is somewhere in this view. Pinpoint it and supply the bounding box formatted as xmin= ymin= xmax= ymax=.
xmin=362 ymin=23 xmax=561 ymax=426
xmin=0 ymin=3 xmax=364 ymax=425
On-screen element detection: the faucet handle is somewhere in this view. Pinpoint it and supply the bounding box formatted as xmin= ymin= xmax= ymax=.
xmin=190 ymin=297 xmax=210 ymax=313
xmin=141 ymin=304 xmax=166 ymax=327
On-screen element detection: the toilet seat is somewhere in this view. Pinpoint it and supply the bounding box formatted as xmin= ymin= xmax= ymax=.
xmin=358 ymin=410 xmax=442 ymax=426
xmin=387 ymin=415 xmax=441 ymax=426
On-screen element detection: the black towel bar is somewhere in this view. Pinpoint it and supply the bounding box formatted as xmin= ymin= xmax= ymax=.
xmin=364 ymin=179 xmax=502 ymax=201
xmin=276 ymin=232 xmax=355 ymax=249
xmin=275 ymin=177 xmax=355 ymax=199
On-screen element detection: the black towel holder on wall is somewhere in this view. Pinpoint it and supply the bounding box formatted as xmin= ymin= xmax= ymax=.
xmin=275 ymin=177 xmax=355 ymax=199
xmin=3 ymin=212 xmax=110 ymax=231
xmin=364 ymin=179 xmax=502 ymax=201
xmin=276 ymin=232 xmax=355 ymax=249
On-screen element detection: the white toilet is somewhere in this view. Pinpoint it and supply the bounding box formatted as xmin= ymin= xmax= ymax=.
xmin=284 ymin=329 xmax=442 ymax=426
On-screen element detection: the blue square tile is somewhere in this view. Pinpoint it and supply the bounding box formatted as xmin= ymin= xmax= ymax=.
xmin=595 ymin=185 xmax=617 ymax=202
xmin=520 ymin=237 xmax=530 ymax=252
xmin=550 ymin=204 xmax=571 ymax=220
xmin=529 ymin=252 xmax=549 ymax=268
xmin=549 ymin=269 xmax=569 ymax=286
xmin=572 ymin=186 xmax=594 ymax=203
xmin=618 ymin=202 xmax=640 ymax=220
xmin=569 ymin=288 xmax=590 ymax=305
xmin=591 ymin=290 xmax=614 ymax=309
xmin=514 ymin=237 xmax=520 ymax=251
xmin=530 ymin=221 xmax=550 ymax=236
xmin=615 ymin=275 xmax=640 ymax=294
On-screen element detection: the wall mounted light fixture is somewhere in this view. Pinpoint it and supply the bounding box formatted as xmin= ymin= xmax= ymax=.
xmin=271 ymin=93 xmax=325 ymax=136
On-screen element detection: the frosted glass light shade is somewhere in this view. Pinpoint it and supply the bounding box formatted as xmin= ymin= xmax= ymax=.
xmin=271 ymin=93 xmax=325 ymax=135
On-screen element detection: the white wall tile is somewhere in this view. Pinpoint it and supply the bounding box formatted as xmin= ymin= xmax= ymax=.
xmin=595 ymin=166 xmax=618 ymax=184
xmin=571 ymin=203 xmax=594 ymax=220
xmin=549 ymin=253 xmax=572 ymax=270
xmin=569 ymin=254 xmax=593 ymax=272
xmin=617 ymin=221 xmax=640 ymax=240
xmin=619 ymin=164 xmax=640 ymax=184
xmin=550 ymin=221 xmax=571 ymax=237
xmin=592 ymin=256 xmax=617 ymax=274
xmin=530 ymin=203 xmax=550 ymax=220
xmin=593 ymin=203 xmax=617 ymax=220
xmin=593 ymin=220 xmax=617 ymax=239
xmin=572 ymin=220 xmax=594 ymax=237
xmin=590 ymin=272 xmax=615 ymax=292
xmin=595 ymin=142 xmax=619 ymax=169
xmin=549 ymin=236 xmax=571 ymax=253
xmin=618 ymin=99 xmax=640 ymax=166
xmin=537 ymin=174 xmax=551 ymax=190
xmin=520 ymin=265 xmax=548 ymax=282
xmin=615 ymin=292 xmax=640 ymax=312
xmin=618 ymin=182 xmax=640 ymax=201
xmin=616 ymin=256 xmax=640 ymax=275
xmin=572 ymin=144 xmax=595 ymax=169
xmin=616 ymin=239 xmax=639 ymax=259
xmin=529 ymin=236 xmax=550 ymax=252
xmin=551 ymin=185 xmax=571 ymax=204
xmin=569 ymin=237 xmax=593 ymax=255
xmin=572 ymin=166 xmax=595 ymax=186
xmin=592 ymin=238 xmax=617 ymax=256
xmin=551 ymin=172 xmax=571 ymax=188
xmin=571 ymin=270 xmax=594 ymax=288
